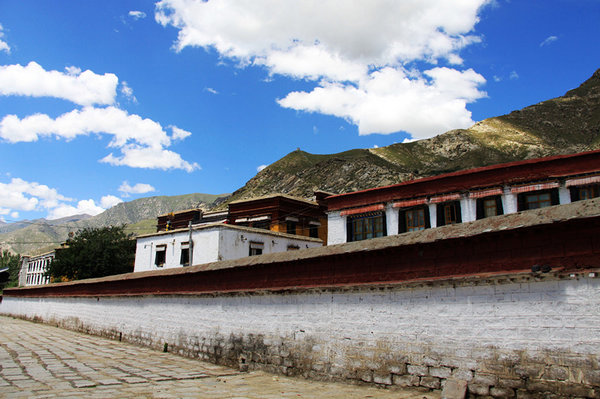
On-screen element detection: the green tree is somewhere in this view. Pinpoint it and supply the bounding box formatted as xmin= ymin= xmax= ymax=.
xmin=0 ymin=250 xmax=22 ymax=289
xmin=46 ymin=226 xmax=135 ymax=281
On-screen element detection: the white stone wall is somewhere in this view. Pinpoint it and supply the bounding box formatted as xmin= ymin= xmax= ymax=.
xmin=135 ymin=226 xmax=322 ymax=272
xmin=326 ymin=211 xmax=346 ymax=245
xmin=2 ymin=276 xmax=599 ymax=393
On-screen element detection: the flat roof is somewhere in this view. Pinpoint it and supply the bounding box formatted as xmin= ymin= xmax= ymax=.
xmin=327 ymin=149 xmax=600 ymax=201
xmin=228 ymin=193 xmax=318 ymax=207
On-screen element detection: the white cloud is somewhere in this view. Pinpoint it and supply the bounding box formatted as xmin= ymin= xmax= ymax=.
xmin=155 ymin=0 xmax=489 ymax=137
xmin=279 ymin=67 xmax=486 ymax=138
xmin=0 ymin=23 xmax=10 ymax=53
xmin=256 ymin=164 xmax=267 ymax=172
xmin=47 ymin=199 xmax=106 ymax=220
xmin=510 ymin=70 xmax=519 ymax=80
xmin=100 ymin=195 xmax=123 ymax=208
xmin=102 ymin=144 xmax=199 ymax=172
xmin=0 ymin=177 xmax=118 ymax=219
xmin=129 ymin=10 xmax=147 ymax=20
xmin=204 ymin=87 xmax=218 ymax=94
xmin=0 ymin=106 xmax=199 ymax=171
xmin=120 ymin=81 xmax=137 ymax=103
xmin=118 ymin=181 xmax=156 ymax=196
xmin=540 ymin=35 xmax=558 ymax=47
xmin=170 ymin=125 xmax=191 ymax=140
xmin=0 ymin=62 xmax=118 ymax=106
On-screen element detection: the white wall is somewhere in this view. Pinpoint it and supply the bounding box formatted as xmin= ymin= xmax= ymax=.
xmin=135 ymin=226 xmax=322 ymax=272
xmin=2 ymin=275 xmax=599 ymax=391
xmin=327 ymin=211 xmax=346 ymax=245
xmin=217 ymin=228 xmax=321 ymax=260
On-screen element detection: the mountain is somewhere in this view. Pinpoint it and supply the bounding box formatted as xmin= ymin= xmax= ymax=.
xmin=222 ymin=68 xmax=600 ymax=204
xmin=0 ymin=193 xmax=228 ymax=255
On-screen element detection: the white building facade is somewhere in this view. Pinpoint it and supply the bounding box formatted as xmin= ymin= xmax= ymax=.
xmin=134 ymin=223 xmax=322 ymax=272
xmin=19 ymin=251 xmax=54 ymax=286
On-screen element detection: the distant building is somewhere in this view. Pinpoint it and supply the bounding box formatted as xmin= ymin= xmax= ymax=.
xmin=134 ymin=224 xmax=322 ymax=272
xmin=19 ymin=251 xmax=54 ymax=286
xmin=323 ymin=150 xmax=600 ymax=244
xmin=134 ymin=194 xmax=326 ymax=272
xmin=227 ymin=194 xmax=328 ymax=242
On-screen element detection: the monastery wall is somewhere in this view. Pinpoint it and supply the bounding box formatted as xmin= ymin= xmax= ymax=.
xmin=2 ymin=274 xmax=600 ymax=398
xmin=3 ymin=207 xmax=600 ymax=397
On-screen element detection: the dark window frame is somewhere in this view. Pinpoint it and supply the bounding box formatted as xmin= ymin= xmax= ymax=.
xmin=570 ymin=184 xmax=600 ymax=202
xmin=436 ymin=201 xmax=462 ymax=227
xmin=398 ymin=205 xmax=430 ymax=233
xmin=517 ymin=189 xmax=559 ymax=211
xmin=346 ymin=211 xmax=387 ymax=242
xmin=476 ymin=195 xmax=504 ymax=220
xmin=155 ymin=245 xmax=166 ymax=267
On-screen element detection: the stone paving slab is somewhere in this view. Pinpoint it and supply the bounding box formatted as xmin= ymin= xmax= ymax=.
xmin=0 ymin=316 xmax=439 ymax=398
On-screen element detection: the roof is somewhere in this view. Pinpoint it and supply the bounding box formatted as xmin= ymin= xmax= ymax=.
xmin=228 ymin=193 xmax=318 ymax=207
xmin=326 ymin=149 xmax=600 ymax=210
xmin=136 ymin=221 xmax=323 ymax=243
xmin=157 ymin=208 xmax=203 ymax=218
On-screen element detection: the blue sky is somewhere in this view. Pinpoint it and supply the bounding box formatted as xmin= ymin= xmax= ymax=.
xmin=0 ymin=0 xmax=598 ymax=222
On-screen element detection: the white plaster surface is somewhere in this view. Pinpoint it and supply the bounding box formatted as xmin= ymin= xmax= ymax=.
xmin=134 ymin=225 xmax=322 ymax=272
xmin=327 ymin=211 xmax=346 ymax=245
xmin=3 ymin=276 xmax=599 ymax=368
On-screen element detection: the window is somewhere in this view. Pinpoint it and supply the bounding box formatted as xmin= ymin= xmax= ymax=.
xmin=286 ymin=220 xmax=297 ymax=235
xmin=436 ymin=201 xmax=462 ymax=226
xmin=517 ymin=189 xmax=558 ymax=211
xmin=398 ymin=206 xmax=430 ymax=233
xmin=249 ymin=241 xmax=264 ymax=256
xmin=309 ymin=223 xmax=319 ymax=238
xmin=570 ymin=184 xmax=600 ymax=201
xmin=180 ymin=242 xmax=190 ymax=266
xmin=347 ymin=212 xmax=386 ymax=242
xmin=155 ymin=245 xmax=166 ymax=267
xmin=476 ymin=196 xmax=504 ymax=219
xmin=287 ymin=245 xmax=299 ymax=251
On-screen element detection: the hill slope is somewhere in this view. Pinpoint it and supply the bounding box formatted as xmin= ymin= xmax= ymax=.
xmin=224 ymin=68 xmax=600 ymax=204
xmin=0 ymin=193 xmax=228 ymax=255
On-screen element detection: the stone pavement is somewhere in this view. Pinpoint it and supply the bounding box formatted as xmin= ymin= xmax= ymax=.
xmin=0 ymin=316 xmax=440 ymax=398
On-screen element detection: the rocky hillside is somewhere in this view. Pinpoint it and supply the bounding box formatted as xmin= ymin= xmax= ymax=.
xmin=0 ymin=193 xmax=228 ymax=255
xmin=223 ymin=68 xmax=600 ymax=204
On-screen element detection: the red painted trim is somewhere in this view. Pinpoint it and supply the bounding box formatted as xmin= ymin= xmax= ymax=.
xmin=510 ymin=182 xmax=559 ymax=194
xmin=469 ymin=188 xmax=503 ymax=199
xmin=430 ymin=193 xmax=462 ymax=203
xmin=340 ymin=204 xmax=385 ymax=216
xmin=393 ymin=198 xmax=427 ymax=208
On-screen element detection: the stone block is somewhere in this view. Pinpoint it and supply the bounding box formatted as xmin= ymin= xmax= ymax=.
xmin=392 ymin=374 xmax=420 ymax=387
xmin=407 ymin=364 xmax=429 ymax=376
xmin=583 ymin=369 xmax=600 ymax=386
xmin=373 ymin=373 xmax=392 ymax=385
xmin=497 ymin=377 xmax=524 ymax=389
xmin=360 ymin=371 xmax=373 ymax=383
xmin=472 ymin=372 xmax=497 ymax=386
xmin=468 ymin=383 xmax=489 ymax=396
xmin=430 ymin=366 xmax=452 ymax=379
xmin=441 ymin=379 xmax=467 ymax=399
xmin=490 ymin=386 xmax=515 ymax=398
xmin=388 ymin=364 xmax=407 ymax=375
xmin=452 ymin=369 xmax=473 ymax=381
xmin=556 ymin=383 xmax=595 ymax=398
xmin=543 ymin=366 xmax=569 ymax=381
xmin=514 ymin=364 xmax=544 ymax=379
xmin=420 ymin=376 xmax=441 ymax=389
xmin=526 ymin=380 xmax=559 ymax=393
